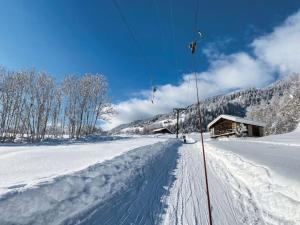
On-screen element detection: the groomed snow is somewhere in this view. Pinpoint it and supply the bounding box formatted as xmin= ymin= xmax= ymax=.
xmin=252 ymin=123 xmax=300 ymax=146
xmin=206 ymin=144 xmax=300 ymax=225
xmin=0 ymin=139 xmax=181 ymax=225
xmin=206 ymin=127 xmax=300 ymax=224
xmin=208 ymin=128 xmax=300 ymax=182
xmin=0 ymin=136 xmax=168 ymax=195
xmin=0 ymin=128 xmax=299 ymax=225
xmin=161 ymin=141 xmax=257 ymax=225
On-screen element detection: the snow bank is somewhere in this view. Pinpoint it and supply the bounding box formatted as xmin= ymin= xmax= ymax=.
xmin=0 ymin=139 xmax=181 ymax=225
xmin=207 ymin=144 xmax=300 ymax=225
xmin=210 ymin=139 xmax=300 ymax=183
xmin=0 ymin=137 xmax=165 ymax=195
xmin=247 ymin=122 xmax=300 ymax=147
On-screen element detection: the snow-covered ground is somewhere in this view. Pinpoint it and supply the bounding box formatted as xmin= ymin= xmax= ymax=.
xmin=162 ymin=129 xmax=300 ymax=225
xmin=208 ymin=134 xmax=300 ymax=182
xmin=206 ymin=143 xmax=300 ymax=225
xmin=0 ymin=136 xmax=168 ymax=195
xmin=161 ymin=141 xmax=248 ymax=225
xmin=0 ymin=136 xmax=180 ymax=225
xmin=0 ymin=129 xmax=300 ymax=225
xmin=207 ymin=125 xmax=300 ymax=183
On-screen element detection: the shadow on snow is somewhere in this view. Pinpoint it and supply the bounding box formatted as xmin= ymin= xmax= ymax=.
xmin=0 ymin=140 xmax=181 ymax=225
xmin=63 ymin=141 xmax=181 ymax=225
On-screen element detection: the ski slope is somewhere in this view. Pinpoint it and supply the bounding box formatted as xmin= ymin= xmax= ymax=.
xmin=161 ymin=141 xmax=253 ymax=225
xmin=0 ymin=130 xmax=299 ymax=225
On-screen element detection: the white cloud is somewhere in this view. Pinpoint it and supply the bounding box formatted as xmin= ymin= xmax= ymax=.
xmin=103 ymin=9 xmax=300 ymax=130
xmin=252 ymin=10 xmax=300 ymax=75
xmin=203 ymin=52 xmax=272 ymax=89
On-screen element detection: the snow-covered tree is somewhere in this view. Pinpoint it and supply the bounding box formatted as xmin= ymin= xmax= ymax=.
xmin=0 ymin=68 xmax=111 ymax=142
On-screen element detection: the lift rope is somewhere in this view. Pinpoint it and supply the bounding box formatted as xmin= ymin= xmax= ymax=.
xmin=190 ymin=0 xmax=213 ymax=224
xmin=112 ymin=0 xmax=157 ymax=103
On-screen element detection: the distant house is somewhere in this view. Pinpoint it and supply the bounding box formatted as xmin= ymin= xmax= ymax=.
xmin=207 ymin=114 xmax=265 ymax=138
xmin=152 ymin=127 xmax=173 ymax=134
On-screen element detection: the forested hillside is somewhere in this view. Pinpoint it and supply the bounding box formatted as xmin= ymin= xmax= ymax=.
xmin=247 ymin=75 xmax=300 ymax=134
xmin=112 ymin=74 xmax=300 ymax=135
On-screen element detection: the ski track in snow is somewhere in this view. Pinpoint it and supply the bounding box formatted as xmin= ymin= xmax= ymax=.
xmin=0 ymin=134 xmax=300 ymax=225
xmin=0 ymin=139 xmax=181 ymax=225
xmin=161 ymin=141 xmax=264 ymax=225
xmin=161 ymin=135 xmax=300 ymax=225
xmin=67 ymin=140 xmax=181 ymax=225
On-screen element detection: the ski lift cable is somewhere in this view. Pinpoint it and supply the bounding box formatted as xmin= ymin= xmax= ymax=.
xmin=190 ymin=0 xmax=213 ymax=224
xmin=169 ymin=0 xmax=180 ymax=76
xmin=168 ymin=0 xmax=193 ymax=110
xmin=194 ymin=0 xmax=200 ymax=34
xmin=150 ymin=77 xmax=157 ymax=104
xmin=187 ymin=0 xmax=201 ymax=105
xmin=153 ymin=0 xmax=167 ymax=60
xmin=192 ymin=36 xmax=214 ymax=225
xmin=112 ymin=0 xmax=153 ymax=72
xmin=151 ymin=0 xmax=168 ymax=104
xmin=112 ymin=0 xmax=158 ymax=104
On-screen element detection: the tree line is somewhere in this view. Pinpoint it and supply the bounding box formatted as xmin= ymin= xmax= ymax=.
xmin=247 ymin=74 xmax=300 ymax=134
xmin=0 ymin=68 xmax=112 ymax=142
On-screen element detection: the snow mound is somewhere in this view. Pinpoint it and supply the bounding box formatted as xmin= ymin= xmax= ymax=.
xmin=0 ymin=137 xmax=165 ymax=195
xmin=255 ymin=124 xmax=300 ymax=147
xmin=0 ymin=139 xmax=180 ymax=225
xmin=207 ymin=144 xmax=300 ymax=225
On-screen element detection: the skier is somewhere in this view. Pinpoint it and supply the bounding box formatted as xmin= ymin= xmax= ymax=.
xmin=182 ymin=134 xmax=187 ymax=144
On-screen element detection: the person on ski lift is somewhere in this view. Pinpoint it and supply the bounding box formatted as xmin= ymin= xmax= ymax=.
xmin=189 ymin=41 xmax=197 ymax=54
xmin=151 ymin=86 xmax=157 ymax=103
xmin=189 ymin=31 xmax=202 ymax=54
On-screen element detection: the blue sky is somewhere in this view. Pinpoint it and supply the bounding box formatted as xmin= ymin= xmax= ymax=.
xmin=0 ymin=1 xmax=300 ymax=128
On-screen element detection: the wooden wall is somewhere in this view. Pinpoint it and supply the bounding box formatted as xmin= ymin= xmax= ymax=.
xmin=210 ymin=119 xmax=235 ymax=136
xmin=210 ymin=119 xmax=264 ymax=137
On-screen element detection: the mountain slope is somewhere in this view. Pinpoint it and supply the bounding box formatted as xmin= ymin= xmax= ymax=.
xmin=111 ymin=74 xmax=300 ymax=135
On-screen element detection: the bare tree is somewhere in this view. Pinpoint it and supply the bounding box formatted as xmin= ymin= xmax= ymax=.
xmin=0 ymin=68 xmax=111 ymax=142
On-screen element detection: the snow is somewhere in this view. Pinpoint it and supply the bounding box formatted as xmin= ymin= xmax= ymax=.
xmin=206 ymin=144 xmax=300 ymax=225
xmin=0 ymin=129 xmax=299 ymax=225
xmin=119 ymin=126 xmax=144 ymax=133
xmin=205 ymin=128 xmax=300 ymax=224
xmin=0 ymin=136 xmax=168 ymax=195
xmin=208 ymin=129 xmax=300 ymax=182
xmin=162 ymin=129 xmax=300 ymax=225
xmin=161 ymin=142 xmax=250 ymax=225
xmin=252 ymin=123 xmax=300 ymax=146
xmin=0 ymin=138 xmax=180 ymax=225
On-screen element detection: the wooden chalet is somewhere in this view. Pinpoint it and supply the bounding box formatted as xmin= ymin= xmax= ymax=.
xmin=207 ymin=114 xmax=265 ymax=138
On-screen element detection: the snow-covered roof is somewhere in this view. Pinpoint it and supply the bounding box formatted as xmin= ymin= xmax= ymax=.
xmin=152 ymin=127 xmax=172 ymax=133
xmin=207 ymin=114 xmax=266 ymax=129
